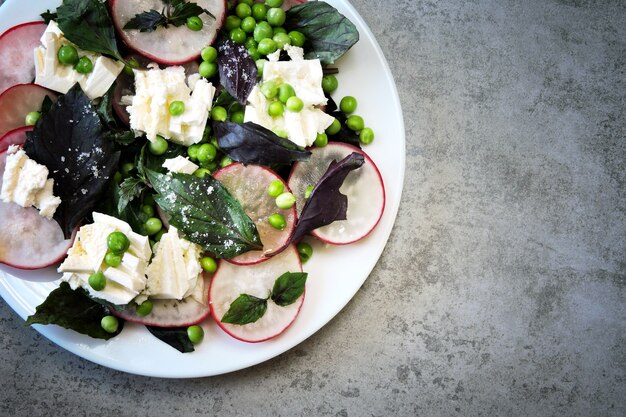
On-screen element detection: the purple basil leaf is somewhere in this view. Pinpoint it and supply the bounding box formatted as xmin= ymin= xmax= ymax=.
xmin=24 ymin=83 xmax=120 ymax=238
xmin=214 ymin=121 xmax=311 ymax=166
xmin=217 ymin=38 xmax=257 ymax=105
xmin=291 ymin=152 xmax=365 ymax=242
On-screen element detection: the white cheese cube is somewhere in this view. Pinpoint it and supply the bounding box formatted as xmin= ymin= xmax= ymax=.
xmin=83 ymin=56 xmax=125 ymax=100
xmin=34 ymin=179 xmax=61 ymax=220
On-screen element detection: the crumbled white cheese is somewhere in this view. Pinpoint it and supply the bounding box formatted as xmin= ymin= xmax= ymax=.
xmin=0 ymin=146 xmax=61 ymax=219
xmin=144 ymin=226 xmax=205 ymax=304
xmin=126 ymin=66 xmax=215 ymax=146
xmin=58 ymin=213 xmax=151 ymax=305
xmin=284 ymin=44 xmax=305 ymax=61
xmin=162 ymin=156 xmax=199 ymax=175
xmin=244 ymin=58 xmax=334 ymax=147
xmin=33 ymin=21 xmax=124 ymax=99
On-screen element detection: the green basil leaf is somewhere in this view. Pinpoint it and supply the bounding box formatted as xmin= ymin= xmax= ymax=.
xmin=123 ymin=10 xmax=166 ymax=33
xmin=26 ymin=282 xmax=124 ymax=340
xmin=271 ymin=272 xmax=308 ymax=307
xmin=146 ymin=326 xmax=194 ymax=353
xmin=41 ymin=10 xmax=57 ymax=24
xmin=221 ymin=294 xmax=268 ymax=325
xmin=56 ymin=0 xmax=123 ymax=61
xmin=285 ymin=1 xmax=359 ymax=64
xmin=145 ymin=169 xmax=263 ymax=258
xmin=117 ymin=177 xmax=146 ymax=213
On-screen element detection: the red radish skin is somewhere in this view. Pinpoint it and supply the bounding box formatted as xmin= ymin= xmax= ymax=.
xmin=0 ymin=147 xmax=75 ymax=270
xmin=0 ymin=84 xmax=56 ymax=140
xmin=110 ymin=0 xmax=227 ymax=65
xmin=213 ymin=163 xmax=296 ymax=265
xmin=0 ymin=22 xmax=47 ymax=94
xmin=288 ymin=142 xmax=386 ymax=245
xmin=209 ymin=244 xmax=304 ymax=343
xmin=0 ymin=126 xmax=33 ymax=153
xmin=111 ymin=275 xmax=211 ymax=327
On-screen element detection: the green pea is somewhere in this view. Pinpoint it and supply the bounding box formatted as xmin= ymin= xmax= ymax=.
xmin=193 ymin=168 xmax=212 ymax=178
xmin=267 ymin=179 xmax=284 ymax=197
xmin=340 ymin=96 xmax=357 ymax=113
xmin=360 ymin=127 xmax=374 ymax=144
xmin=266 ymin=7 xmax=286 ymax=26
xmin=275 ymin=192 xmax=295 ymax=209
xmin=346 ymin=115 xmax=364 ymax=131
xmin=187 ymin=325 xmax=204 ymax=344
xmin=169 ymin=100 xmax=185 ymax=116
xmin=251 ymin=3 xmax=267 ymax=20
xmin=244 ymin=37 xmax=258 ymax=50
xmin=247 ymin=46 xmax=261 ymax=61
xmin=24 ymin=111 xmax=40 ymax=126
xmin=268 ymin=213 xmax=287 ymax=230
xmin=304 ymin=184 xmax=314 ymax=199
xmin=278 ymin=83 xmax=295 ymax=103
xmin=224 ymin=15 xmax=242 ymax=31
xmin=256 ymin=59 xmax=267 ymax=76
xmin=257 ymin=38 xmax=277 ymax=55
xmin=104 ymin=251 xmax=122 ymax=267
xmin=154 ymin=228 xmax=165 ymax=242
xmin=74 ymin=56 xmax=93 ymax=74
xmin=297 ymin=242 xmax=313 ymax=263
xmin=149 ymin=135 xmax=168 ymax=155
xmin=286 ymin=96 xmax=304 ymax=112
xmin=321 ymin=75 xmax=338 ymax=93
xmin=235 ymin=3 xmax=252 ymax=18
xmin=186 ymin=16 xmax=203 ymax=31
xmin=273 ymin=32 xmax=291 ymax=49
xmin=121 ymin=162 xmax=134 ymax=176
xmin=260 ymin=80 xmax=279 ymax=99
xmin=136 ymin=300 xmax=153 ymax=316
xmin=88 ymin=271 xmax=106 ymax=291
xmin=325 ymin=118 xmax=341 ymax=135
xmin=265 ymin=0 xmax=283 ymax=9
xmin=211 ymin=105 xmax=228 ymax=121
xmin=288 ymin=31 xmax=305 ymax=47
xmin=145 ymin=217 xmax=163 ymax=236
xmin=187 ymin=144 xmax=200 ymax=160
xmin=101 ymin=315 xmax=119 ymax=333
xmin=273 ymin=27 xmax=287 ymax=35
xmin=200 ymin=256 xmax=218 ymax=273
xmin=141 ymin=204 xmax=155 ymax=217
xmin=57 ymin=45 xmax=78 ymax=66
xmin=107 ymin=231 xmax=130 ymax=253
xmin=220 ymin=155 xmax=234 ymax=167
xmin=253 ymin=21 xmax=273 ymax=42
xmin=268 ymin=101 xmax=284 ymax=117
xmin=199 ymin=61 xmax=218 ymax=78
xmin=114 ymin=171 xmax=122 ymax=184
xmin=201 ymin=46 xmax=218 ymax=62
xmin=314 ymin=132 xmax=328 ymax=147
xmin=197 ymin=143 xmax=217 ymax=163
xmin=241 ymin=16 xmax=256 ymax=33
xmin=230 ymin=27 xmax=247 ymax=44
xmin=272 ymin=127 xmax=288 ymax=138
xmin=231 ymin=110 xmax=245 ymax=123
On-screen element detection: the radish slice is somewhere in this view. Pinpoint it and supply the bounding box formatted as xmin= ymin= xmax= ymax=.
xmin=0 ymin=148 xmax=74 ymax=270
xmin=0 ymin=22 xmax=47 ymax=94
xmin=288 ymin=142 xmax=385 ymax=245
xmin=111 ymin=275 xmax=210 ymax=327
xmin=0 ymin=126 xmax=33 ymax=153
xmin=213 ymin=163 xmax=295 ymax=265
xmin=0 ymin=84 xmax=56 ymax=140
xmin=110 ymin=0 xmax=227 ymax=64
xmin=209 ymin=244 xmax=304 ymax=343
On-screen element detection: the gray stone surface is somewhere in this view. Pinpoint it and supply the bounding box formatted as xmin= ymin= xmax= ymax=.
xmin=1 ymin=0 xmax=625 ymax=416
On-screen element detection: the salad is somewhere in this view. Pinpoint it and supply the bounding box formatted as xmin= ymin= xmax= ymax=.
xmin=0 ymin=0 xmax=385 ymax=353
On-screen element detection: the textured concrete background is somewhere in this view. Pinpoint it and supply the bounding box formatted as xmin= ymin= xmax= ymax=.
xmin=1 ymin=0 xmax=625 ymax=416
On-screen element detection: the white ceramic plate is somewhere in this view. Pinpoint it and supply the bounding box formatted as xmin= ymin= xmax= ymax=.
xmin=0 ymin=0 xmax=405 ymax=377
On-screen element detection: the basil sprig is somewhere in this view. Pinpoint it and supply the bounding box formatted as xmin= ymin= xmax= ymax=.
xmin=124 ymin=0 xmax=214 ymax=33
xmin=221 ymin=272 xmax=307 ymax=325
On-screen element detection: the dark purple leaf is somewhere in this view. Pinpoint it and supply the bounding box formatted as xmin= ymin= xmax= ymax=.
xmin=290 ymin=152 xmax=364 ymax=242
xmin=214 ymin=121 xmax=310 ymax=166
xmin=217 ymin=39 xmax=257 ymax=105
xmin=24 ymin=83 xmax=120 ymax=238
